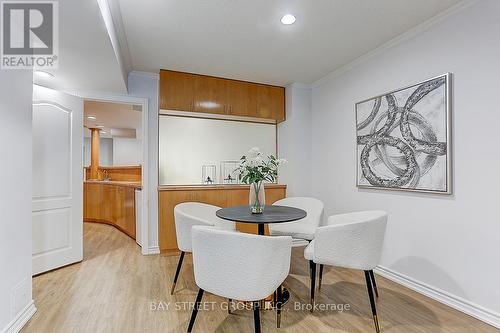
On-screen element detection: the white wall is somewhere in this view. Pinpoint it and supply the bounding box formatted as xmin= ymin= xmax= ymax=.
xmin=128 ymin=72 xmax=159 ymax=252
xmin=84 ymin=137 xmax=114 ymax=166
xmin=309 ymin=0 xmax=500 ymax=326
xmin=278 ymin=83 xmax=312 ymax=197
xmin=0 ymin=72 xmax=35 ymax=331
xmin=112 ymin=138 xmax=142 ymax=166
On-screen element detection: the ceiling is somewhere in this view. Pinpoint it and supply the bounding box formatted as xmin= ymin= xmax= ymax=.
xmin=33 ymin=0 xmax=127 ymax=93
xmin=117 ymin=0 xmax=461 ymax=85
xmin=84 ymin=100 xmax=142 ymax=138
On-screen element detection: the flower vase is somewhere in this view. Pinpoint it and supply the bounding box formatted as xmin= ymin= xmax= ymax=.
xmin=249 ymin=181 xmax=265 ymax=214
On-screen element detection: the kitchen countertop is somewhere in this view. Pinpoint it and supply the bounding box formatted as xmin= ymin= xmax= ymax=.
xmin=84 ymin=180 xmax=142 ymax=189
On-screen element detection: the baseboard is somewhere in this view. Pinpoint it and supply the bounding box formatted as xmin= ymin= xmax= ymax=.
xmin=1 ymin=300 xmax=37 ymax=333
xmin=375 ymin=266 xmax=500 ymax=329
xmin=147 ymin=245 xmax=160 ymax=255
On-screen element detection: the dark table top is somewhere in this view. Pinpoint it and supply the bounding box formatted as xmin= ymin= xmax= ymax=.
xmin=216 ymin=205 xmax=307 ymax=224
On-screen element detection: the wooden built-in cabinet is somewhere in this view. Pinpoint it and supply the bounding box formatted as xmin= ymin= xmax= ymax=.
xmin=84 ymin=181 xmax=140 ymax=239
xmin=158 ymin=184 xmax=287 ymax=253
xmin=194 ymin=75 xmax=227 ymax=114
xmin=159 ymin=69 xmax=285 ymax=123
xmin=159 ymin=70 xmax=195 ymax=111
xmin=257 ymin=84 xmax=285 ymax=122
xmin=225 ymin=80 xmax=257 ymax=117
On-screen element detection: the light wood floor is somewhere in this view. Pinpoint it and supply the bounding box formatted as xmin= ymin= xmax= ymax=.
xmin=22 ymin=223 xmax=498 ymax=333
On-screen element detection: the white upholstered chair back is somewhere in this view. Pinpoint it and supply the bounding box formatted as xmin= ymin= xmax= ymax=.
xmin=269 ymin=197 xmax=324 ymax=240
xmin=174 ymin=202 xmax=235 ymax=252
xmin=191 ymin=226 xmax=292 ymax=301
xmin=313 ymin=211 xmax=387 ymax=270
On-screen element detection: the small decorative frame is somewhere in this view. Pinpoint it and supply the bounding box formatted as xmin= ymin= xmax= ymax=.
xmin=220 ymin=161 xmax=240 ymax=184
xmin=201 ymin=165 xmax=216 ymax=185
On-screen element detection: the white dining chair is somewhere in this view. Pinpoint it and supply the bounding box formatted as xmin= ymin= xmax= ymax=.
xmin=304 ymin=210 xmax=388 ymax=332
xmin=187 ymin=226 xmax=292 ymax=333
xmin=171 ymin=202 xmax=235 ymax=295
xmin=269 ymin=197 xmax=324 ymax=290
xmin=269 ymin=197 xmax=324 ymax=247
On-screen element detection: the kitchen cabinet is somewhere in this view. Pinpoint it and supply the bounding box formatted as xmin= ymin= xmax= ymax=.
xmin=256 ymin=84 xmax=285 ymax=122
xmin=194 ymin=75 xmax=227 ymax=114
xmin=159 ymin=69 xmax=285 ymax=122
xmin=159 ymin=70 xmax=195 ymax=111
xmin=84 ymin=181 xmax=141 ymax=239
xmin=225 ymin=79 xmax=257 ymax=117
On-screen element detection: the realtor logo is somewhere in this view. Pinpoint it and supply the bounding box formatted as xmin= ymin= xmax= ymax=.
xmin=1 ymin=1 xmax=58 ymax=69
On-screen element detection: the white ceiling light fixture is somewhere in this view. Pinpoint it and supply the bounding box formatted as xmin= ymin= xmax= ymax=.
xmin=87 ymin=116 xmax=97 ymax=120
xmin=280 ymin=14 xmax=296 ymax=25
xmin=34 ymin=70 xmax=54 ymax=79
xmin=95 ymin=125 xmax=104 ymax=128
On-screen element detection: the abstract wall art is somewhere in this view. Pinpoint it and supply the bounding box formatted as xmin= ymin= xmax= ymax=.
xmin=356 ymin=73 xmax=452 ymax=194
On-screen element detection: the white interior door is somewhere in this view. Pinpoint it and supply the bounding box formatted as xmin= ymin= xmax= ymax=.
xmin=32 ymin=85 xmax=83 ymax=275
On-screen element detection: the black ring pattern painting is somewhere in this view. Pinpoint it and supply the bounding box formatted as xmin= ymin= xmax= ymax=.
xmin=355 ymin=73 xmax=451 ymax=194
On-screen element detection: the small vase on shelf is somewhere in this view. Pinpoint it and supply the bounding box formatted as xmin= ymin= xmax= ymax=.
xmin=249 ymin=181 xmax=265 ymax=214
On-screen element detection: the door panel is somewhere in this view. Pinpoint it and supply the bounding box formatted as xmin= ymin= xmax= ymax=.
xmin=194 ymin=75 xmax=227 ymax=114
xmin=226 ymin=80 xmax=257 ymax=117
xmin=160 ymin=70 xmax=195 ymax=111
xmin=32 ymin=85 xmax=83 ymax=275
xmin=32 ymin=104 xmax=71 ymax=199
xmin=256 ymin=85 xmax=285 ymax=121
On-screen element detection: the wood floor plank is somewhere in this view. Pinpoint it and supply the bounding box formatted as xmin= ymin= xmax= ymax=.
xmin=22 ymin=223 xmax=498 ymax=333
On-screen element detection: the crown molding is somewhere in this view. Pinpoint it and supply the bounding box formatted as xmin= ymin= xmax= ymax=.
xmin=311 ymin=0 xmax=479 ymax=89
xmin=287 ymin=82 xmax=312 ymax=90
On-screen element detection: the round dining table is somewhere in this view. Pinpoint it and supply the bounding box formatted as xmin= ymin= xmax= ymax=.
xmin=216 ymin=205 xmax=307 ymax=235
xmin=216 ymin=205 xmax=307 ymax=308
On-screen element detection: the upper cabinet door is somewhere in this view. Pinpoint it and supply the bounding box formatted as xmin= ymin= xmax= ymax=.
xmin=160 ymin=70 xmax=195 ymax=111
xmin=194 ymin=75 xmax=227 ymax=114
xmin=257 ymin=85 xmax=285 ymax=122
xmin=159 ymin=70 xmax=285 ymax=122
xmin=226 ymin=80 xmax=257 ymax=117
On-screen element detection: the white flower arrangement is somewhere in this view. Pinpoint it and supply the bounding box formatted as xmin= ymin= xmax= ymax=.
xmin=236 ymin=147 xmax=287 ymax=184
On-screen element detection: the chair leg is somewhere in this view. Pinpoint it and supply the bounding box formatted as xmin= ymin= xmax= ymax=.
xmin=309 ymin=260 xmax=316 ymax=312
xmin=276 ymin=284 xmax=283 ymax=328
xmin=364 ymin=271 xmax=380 ymax=333
xmin=187 ymin=288 xmax=204 ymax=333
xmin=318 ymin=264 xmax=324 ymax=291
xmin=253 ymin=301 xmax=261 ymax=333
xmin=228 ymin=299 xmax=232 ymax=314
xmin=171 ymin=251 xmax=185 ymax=295
xmin=369 ymin=270 xmax=379 ymax=298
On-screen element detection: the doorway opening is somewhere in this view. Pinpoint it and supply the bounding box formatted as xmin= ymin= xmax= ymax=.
xmin=82 ymin=95 xmax=149 ymax=255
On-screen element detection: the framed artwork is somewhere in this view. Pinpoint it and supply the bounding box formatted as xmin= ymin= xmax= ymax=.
xmin=356 ymin=73 xmax=452 ymax=194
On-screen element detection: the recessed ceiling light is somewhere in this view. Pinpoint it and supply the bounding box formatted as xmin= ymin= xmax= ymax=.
xmin=95 ymin=125 xmax=104 ymax=128
xmin=281 ymin=14 xmax=296 ymax=25
xmin=34 ymin=70 xmax=54 ymax=78
xmin=87 ymin=116 xmax=97 ymax=120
